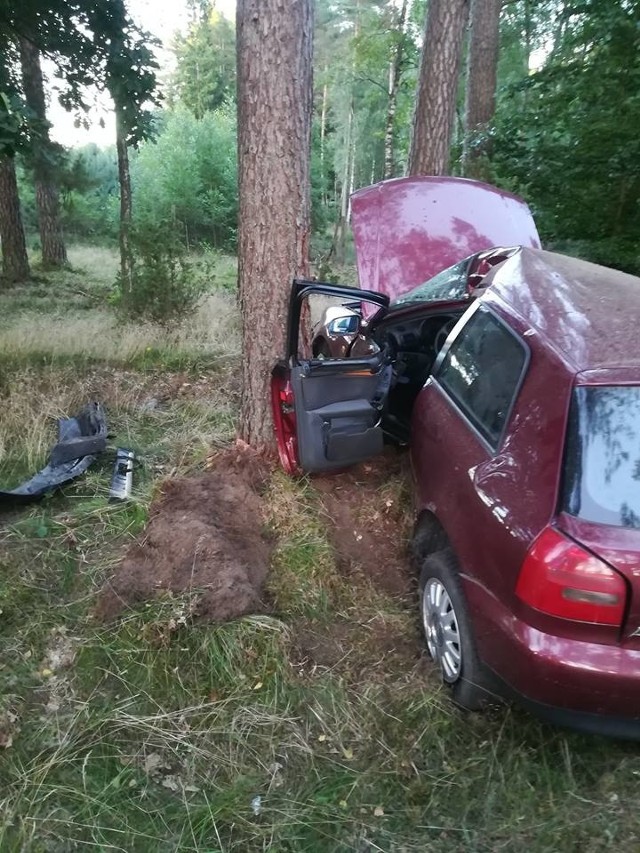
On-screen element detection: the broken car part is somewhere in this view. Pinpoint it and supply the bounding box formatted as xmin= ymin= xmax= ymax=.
xmin=0 ymin=403 xmax=107 ymax=506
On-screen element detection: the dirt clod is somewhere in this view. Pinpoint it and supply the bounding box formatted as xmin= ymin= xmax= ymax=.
xmin=95 ymin=446 xmax=273 ymax=623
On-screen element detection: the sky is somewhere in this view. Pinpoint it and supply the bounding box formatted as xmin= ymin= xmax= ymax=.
xmin=48 ymin=0 xmax=236 ymax=148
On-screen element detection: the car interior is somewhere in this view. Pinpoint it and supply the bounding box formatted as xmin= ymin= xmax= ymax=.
xmin=370 ymin=309 xmax=464 ymax=441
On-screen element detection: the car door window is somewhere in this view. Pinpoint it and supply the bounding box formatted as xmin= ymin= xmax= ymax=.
xmin=434 ymin=306 xmax=527 ymax=449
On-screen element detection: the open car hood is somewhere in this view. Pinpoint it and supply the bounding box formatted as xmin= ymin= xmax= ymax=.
xmin=350 ymin=176 xmax=541 ymax=303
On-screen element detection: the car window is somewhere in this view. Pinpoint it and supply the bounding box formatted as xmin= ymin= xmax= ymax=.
xmin=392 ymin=257 xmax=473 ymax=307
xmin=434 ymin=307 xmax=527 ymax=448
xmin=562 ymin=386 xmax=640 ymax=529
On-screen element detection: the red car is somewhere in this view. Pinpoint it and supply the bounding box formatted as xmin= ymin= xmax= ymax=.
xmin=272 ymin=176 xmax=640 ymax=737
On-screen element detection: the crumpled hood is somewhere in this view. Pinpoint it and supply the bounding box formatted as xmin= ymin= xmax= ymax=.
xmin=350 ymin=176 xmax=540 ymax=302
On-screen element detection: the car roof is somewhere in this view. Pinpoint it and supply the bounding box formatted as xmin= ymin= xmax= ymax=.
xmin=486 ymin=248 xmax=640 ymax=377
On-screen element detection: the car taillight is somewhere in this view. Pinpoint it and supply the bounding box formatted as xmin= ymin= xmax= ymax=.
xmin=515 ymin=527 xmax=626 ymax=626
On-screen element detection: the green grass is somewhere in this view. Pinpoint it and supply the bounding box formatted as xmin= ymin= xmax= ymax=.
xmin=0 ymin=246 xmax=640 ymax=851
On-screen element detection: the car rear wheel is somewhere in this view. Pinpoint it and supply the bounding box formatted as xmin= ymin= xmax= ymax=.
xmin=419 ymin=549 xmax=491 ymax=711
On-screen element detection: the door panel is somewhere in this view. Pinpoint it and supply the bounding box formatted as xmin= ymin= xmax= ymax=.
xmin=291 ymin=354 xmax=391 ymax=472
xmin=274 ymin=279 xmax=391 ymax=474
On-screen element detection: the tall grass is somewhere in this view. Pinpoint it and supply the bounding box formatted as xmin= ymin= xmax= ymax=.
xmin=0 ymin=245 xmax=639 ymax=852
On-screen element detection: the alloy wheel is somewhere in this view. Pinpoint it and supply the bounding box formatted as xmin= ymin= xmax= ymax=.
xmin=422 ymin=578 xmax=462 ymax=683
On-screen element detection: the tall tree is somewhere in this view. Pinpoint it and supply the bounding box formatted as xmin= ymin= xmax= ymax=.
xmin=0 ymin=154 xmax=30 ymax=282
xmin=383 ymin=0 xmax=409 ymax=179
xmin=18 ymin=36 xmax=67 ymax=267
xmin=462 ymin=0 xmax=502 ymax=179
xmin=0 ymin=0 xmax=158 ymax=289
xmin=171 ymin=3 xmax=236 ymax=118
xmin=87 ymin=0 xmax=159 ymax=299
xmin=0 ymin=36 xmax=30 ymax=282
xmin=408 ymin=0 xmax=470 ymax=175
xmin=236 ymin=0 xmax=313 ymax=449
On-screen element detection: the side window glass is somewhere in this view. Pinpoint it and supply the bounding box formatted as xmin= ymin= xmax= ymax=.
xmin=435 ymin=307 xmax=527 ymax=448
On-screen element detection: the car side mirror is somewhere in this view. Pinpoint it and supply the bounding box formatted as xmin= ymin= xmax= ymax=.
xmin=327 ymin=315 xmax=360 ymax=335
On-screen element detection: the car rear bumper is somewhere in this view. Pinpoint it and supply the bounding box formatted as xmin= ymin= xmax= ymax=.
xmin=466 ymin=579 xmax=640 ymax=736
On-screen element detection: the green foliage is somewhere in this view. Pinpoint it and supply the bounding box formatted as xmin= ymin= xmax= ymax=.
xmin=131 ymin=106 xmax=238 ymax=250
xmin=170 ymin=2 xmax=236 ymax=117
xmin=0 ymin=0 xmax=159 ymax=154
xmin=116 ymin=222 xmax=207 ymax=326
xmin=57 ymin=144 xmax=119 ymax=241
xmin=491 ymin=0 xmax=640 ymax=273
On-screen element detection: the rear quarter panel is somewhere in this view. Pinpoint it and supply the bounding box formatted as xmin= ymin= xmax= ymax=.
xmin=410 ymin=298 xmax=574 ymax=670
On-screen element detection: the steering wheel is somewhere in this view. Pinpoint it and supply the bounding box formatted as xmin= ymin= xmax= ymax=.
xmin=434 ymin=318 xmax=457 ymax=353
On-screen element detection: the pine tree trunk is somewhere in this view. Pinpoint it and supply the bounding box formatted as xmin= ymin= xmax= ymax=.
xmin=237 ymin=0 xmax=313 ymax=450
xmin=462 ymin=0 xmax=502 ymax=180
xmin=0 ymin=155 xmax=30 ymax=283
xmin=383 ymin=0 xmax=408 ymax=179
xmin=408 ymin=0 xmax=470 ymax=176
xmin=116 ymin=108 xmax=134 ymax=299
xmin=19 ymin=37 xmax=67 ymax=268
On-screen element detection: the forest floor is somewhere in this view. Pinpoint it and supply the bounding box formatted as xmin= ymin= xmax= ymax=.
xmin=0 ymin=246 xmax=639 ymax=851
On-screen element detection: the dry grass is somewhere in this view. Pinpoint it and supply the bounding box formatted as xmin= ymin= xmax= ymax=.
xmin=0 ymin=292 xmax=239 ymax=362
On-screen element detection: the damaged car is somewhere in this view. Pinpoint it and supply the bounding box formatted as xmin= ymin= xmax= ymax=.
xmin=272 ymin=175 xmax=640 ymax=738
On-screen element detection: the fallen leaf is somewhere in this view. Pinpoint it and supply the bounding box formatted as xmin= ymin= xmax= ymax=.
xmin=342 ymin=747 xmax=354 ymax=760
xmin=318 ymin=734 xmax=327 ymax=742
xmin=253 ymin=681 xmax=263 ymax=691
xmin=161 ymin=776 xmax=180 ymax=791
xmin=373 ymin=806 xmax=385 ymax=817
xmin=143 ymin=753 xmax=165 ymax=775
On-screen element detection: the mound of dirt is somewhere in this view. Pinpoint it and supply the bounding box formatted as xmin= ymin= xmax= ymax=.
xmin=95 ymin=446 xmax=273 ymax=623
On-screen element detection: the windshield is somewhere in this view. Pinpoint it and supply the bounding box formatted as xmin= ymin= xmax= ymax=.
xmin=562 ymin=385 xmax=640 ymax=529
xmin=391 ymin=256 xmax=473 ymax=307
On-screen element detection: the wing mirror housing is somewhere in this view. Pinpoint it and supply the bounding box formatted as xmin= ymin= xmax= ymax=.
xmin=327 ymin=315 xmax=360 ymax=335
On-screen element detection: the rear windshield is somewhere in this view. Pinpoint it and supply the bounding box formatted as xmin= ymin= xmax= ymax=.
xmin=563 ymin=385 xmax=640 ymax=529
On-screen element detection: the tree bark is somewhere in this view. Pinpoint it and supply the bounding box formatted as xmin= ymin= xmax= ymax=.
xmin=0 ymin=155 xmax=30 ymax=283
xmin=115 ymin=107 xmax=134 ymax=299
xmin=236 ymin=0 xmax=313 ymax=450
xmin=383 ymin=0 xmax=408 ymax=179
xmin=408 ymin=0 xmax=470 ymax=175
xmin=462 ymin=0 xmax=502 ymax=180
xmin=18 ymin=37 xmax=67 ymax=268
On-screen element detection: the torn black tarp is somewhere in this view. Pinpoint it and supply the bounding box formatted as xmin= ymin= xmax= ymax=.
xmin=0 ymin=403 xmax=107 ymax=506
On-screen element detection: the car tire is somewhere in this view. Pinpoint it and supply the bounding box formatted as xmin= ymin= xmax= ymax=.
xmin=419 ymin=548 xmax=491 ymax=711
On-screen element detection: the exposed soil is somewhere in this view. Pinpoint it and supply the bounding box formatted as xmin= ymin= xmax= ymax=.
xmin=312 ymin=448 xmax=414 ymax=597
xmin=291 ymin=615 xmax=430 ymax=683
xmin=95 ymin=444 xmax=274 ymax=623
xmin=96 ymin=442 xmax=417 ymax=668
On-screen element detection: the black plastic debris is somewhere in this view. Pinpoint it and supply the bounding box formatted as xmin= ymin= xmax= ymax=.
xmin=0 ymin=403 xmax=107 ymax=506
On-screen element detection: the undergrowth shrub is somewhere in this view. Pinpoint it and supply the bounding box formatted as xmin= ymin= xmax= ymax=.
xmin=115 ymin=223 xmax=208 ymax=326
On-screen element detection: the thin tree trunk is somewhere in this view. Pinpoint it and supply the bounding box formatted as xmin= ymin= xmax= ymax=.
xmin=383 ymin=0 xmax=408 ymax=179
xmin=116 ymin=108 xmax=133 ymax=298
xmin=237 ymin=0 xmax=313 ymax=450
xmin=408 ymin=0 xmax=470 ymax=175
xmin=0 ymin=155 xmax=30 ymax=283
xmin=328 ymin=97 xmax=354 ymax=266
xmin=18 ymin=37 xmax=67 ymax=268
xmin=320 ymin=69 xmax=328 ymax=206
xmin=462 ymin=0 xmax=502 ymax=180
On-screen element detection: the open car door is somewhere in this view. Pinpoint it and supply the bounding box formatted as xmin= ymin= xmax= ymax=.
xmin=271 ymin=280 xmax=390 ymax=475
